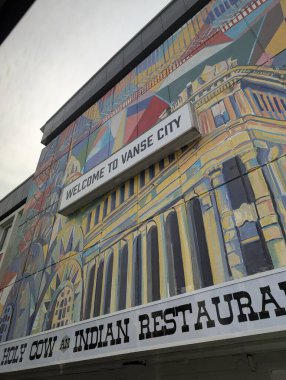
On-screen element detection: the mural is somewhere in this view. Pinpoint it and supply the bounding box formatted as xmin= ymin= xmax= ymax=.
xmin=1 ymin=0 xmax=286 ymax=343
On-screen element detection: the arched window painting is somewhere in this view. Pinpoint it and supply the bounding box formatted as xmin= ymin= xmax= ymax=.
xmin=51 ymin=286 xmax=74 ymax=329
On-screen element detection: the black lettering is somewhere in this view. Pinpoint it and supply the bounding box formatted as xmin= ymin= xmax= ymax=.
xmin=147 ymin=135 xmax=153 ymax=147
xmin=66 ymin=188 xmax=73 ymax=200
xmin=173 ymin=115 xmax=181 ymax=129
xmin=163 ymin=308 xmax=176 ymax=335
xmin=82 ymin=179 xmax=88 ymax=189
xmin=140 ymin=139 xmax=147 ymax=152
xmin=233 ymin=291 xmax=259 ymax=322
xmin=259 ymin=286 xmax=286 ymax=319
xmin=116 ymin=319 xmax=129 ymax=344
xmin=35 ymin=340 xmax=44 ymax=360
xmin=157 ymin=127 xmax=164 ymax=140
xmin=73 ymin=330 xmax=82 ymax=352
xmin=7 ymin=346 xmax=16 ymax=364
xmin=194 ymin=301 xmax=215 ymax=330
xmin=151 ymin=310 xmax=164 ymax=338
xmin=127 ymin=150 xmax=133 ymax=160
xmin=88 ymin=326 xmax=98 ymax=349
xmin=1 ymin=348 xmax=8 ymax=365
xmin=278 ymin=281 xmax=286 ymax=295
xmin=11 ymin=346 xmax=18 ymax=364
xmin=29 ymin=341 xmax=38 ymax=360
xmin=122 ymin=152 xmax=128 ymax=164
xmin=104 ymin=323 xmax=116 ymax=346
xmin=212 ymin=294 xmax=233 ymax=325
xmin=175 ymin=304 xmax=192 ymax=332
xmin=139 ymin=314 xmax=151 ymax=340
xmin=92 ymin=169 xmax=104 ymax=183
xmin=43 ymin=337 xmax=57 ymax=358
xmin=77 ymin=329 xmax=89 ymax=351
xmin=87 ymin=176 xmax=92 ymax=186
xmin=133 ymin=144 xmax=140 ymax=155
xmin=98 ymin=325 xmax=104 ymax=348
xmin=19 ymin=343 xmax=27 ymax=363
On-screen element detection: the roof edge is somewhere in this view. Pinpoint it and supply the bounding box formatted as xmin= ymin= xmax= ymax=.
xmin=41 ymin=0 xmax=210 ymax=145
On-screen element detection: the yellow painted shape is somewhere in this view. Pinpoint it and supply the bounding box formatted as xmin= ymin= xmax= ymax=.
xmin=126 ymin=236 xmax=133 ymax=309
xmin=202 ymin=201 xmax=226 ymax=284
xmin=265 ymin=21 xmax=286 ymax=56
xmin=228 ymin=252 xmax=241 ymax=267
xmin=176 ymin=205 xmax=194 ymax=292
xmin=110 ymin=244 xmax=119 ymax=313
xmin=269 ymin=240 xmax=286 ymax=267
xmin=263 ymin=225 xmax=283 ymax=241
xmin=256 ymin=200 xmax=275 ymax=220
xmin=140 ymin=226 xmax=148 ymax=305
xmin=225 ymin=230 xmax=236 ymax=242
xmin=280 ymin=0 xmax=286 ymax=16
xmin=248 ymin=169 xmax=269 ymax=198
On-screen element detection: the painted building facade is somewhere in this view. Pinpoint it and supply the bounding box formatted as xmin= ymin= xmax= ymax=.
xmin=1 ymin=0 xmax=286 ymax=376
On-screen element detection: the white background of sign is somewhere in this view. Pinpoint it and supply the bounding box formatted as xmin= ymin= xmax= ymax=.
xmin=1 ymin=269 xmax=286 ymax=373
xmin=59 ymin=104 xmax=199 ymax=214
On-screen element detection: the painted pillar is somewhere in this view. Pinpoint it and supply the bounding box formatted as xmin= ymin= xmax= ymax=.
xmin=240 ymin=150 xmax=286 ymax=268
xmin=209 ymin=166 xmax=246 ymax=279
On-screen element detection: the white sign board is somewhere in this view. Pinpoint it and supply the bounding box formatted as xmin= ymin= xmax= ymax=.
xmin=1 ymin=269 xmax=286 ymax=373
xmin=59 ymin=104 xmax=200 ymax=215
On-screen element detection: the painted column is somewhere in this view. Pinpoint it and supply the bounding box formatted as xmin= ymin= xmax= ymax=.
xmin=199 ymin=188 xmax=230 ymax=284
xmin=240 ymin=150 xmax=286 ymax=268
xmin=176 ymin=203 xmax=195 ymax=292
xmin=209 ymin=166 xmax=246 ymax=279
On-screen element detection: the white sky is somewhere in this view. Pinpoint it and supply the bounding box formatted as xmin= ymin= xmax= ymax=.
xmin=0 ymin=0 xmax=171 ymax=199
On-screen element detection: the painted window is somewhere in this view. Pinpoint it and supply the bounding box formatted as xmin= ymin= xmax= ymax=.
xmin=211 ymin=100 xmax=230 ymax=127
xmin=149 ymin=165 xmax=155 ymax=180
xmin=0 ymin=224 xmax=12 ymax=252
xmin=140 ymin=171 xmax=145 ymax=188
xmin=111 ymin=191 xmax=116 ymax=212
xmin=51 ymin=286 xmax=74 ymax=328
xmin=188 ymin=198 xmax=213 ymax=288
xmin=132 ymin=235 xmax=142 ymax=307
xmin=147 ymin=224 xmax=160 ymax=302
xmin=120 ymin=184 xmax=125 ymax=203
xmin=0 ymin=206 xmax=23 ymax=269
xmin=0 ymin=304 xmax=13 ymax=342
xmin=94 ymin=204 xmax=100 ymax=225
xmin=223 ymin=158 xmax=274 ymax=275
xmin=103 ymin=252 xmax=114 ymax=314
xmin=129 ymin=178 xmax=135 ymax=197
xmin=84 ymin=264 xmax=96 ymax=319
xmin=252 ymin=92 xmax=264 ymax=111
xmin=94 ymin=260 xmax=104 ymax=317
xmin=118 ymin=244 xmax=128 ymax=310
xmin=165 ymin=211 xmax=185 ymax=296
xmin=86 ymin=212 xmax=92 ymax=233
xmin=103 ymin=197 xmax=109 ymax=218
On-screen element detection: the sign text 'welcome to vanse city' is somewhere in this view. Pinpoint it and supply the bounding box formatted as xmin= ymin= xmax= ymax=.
xmin=59 ymin=104 xmax=199 ymax=215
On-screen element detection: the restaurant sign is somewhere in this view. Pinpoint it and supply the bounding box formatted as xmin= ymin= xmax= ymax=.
xmin=1 ymin=269 xmax=286 ymax=373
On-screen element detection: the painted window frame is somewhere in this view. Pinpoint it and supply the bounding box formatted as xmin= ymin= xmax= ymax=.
xmin=0 ymin=205 xmax=24 ymax=268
